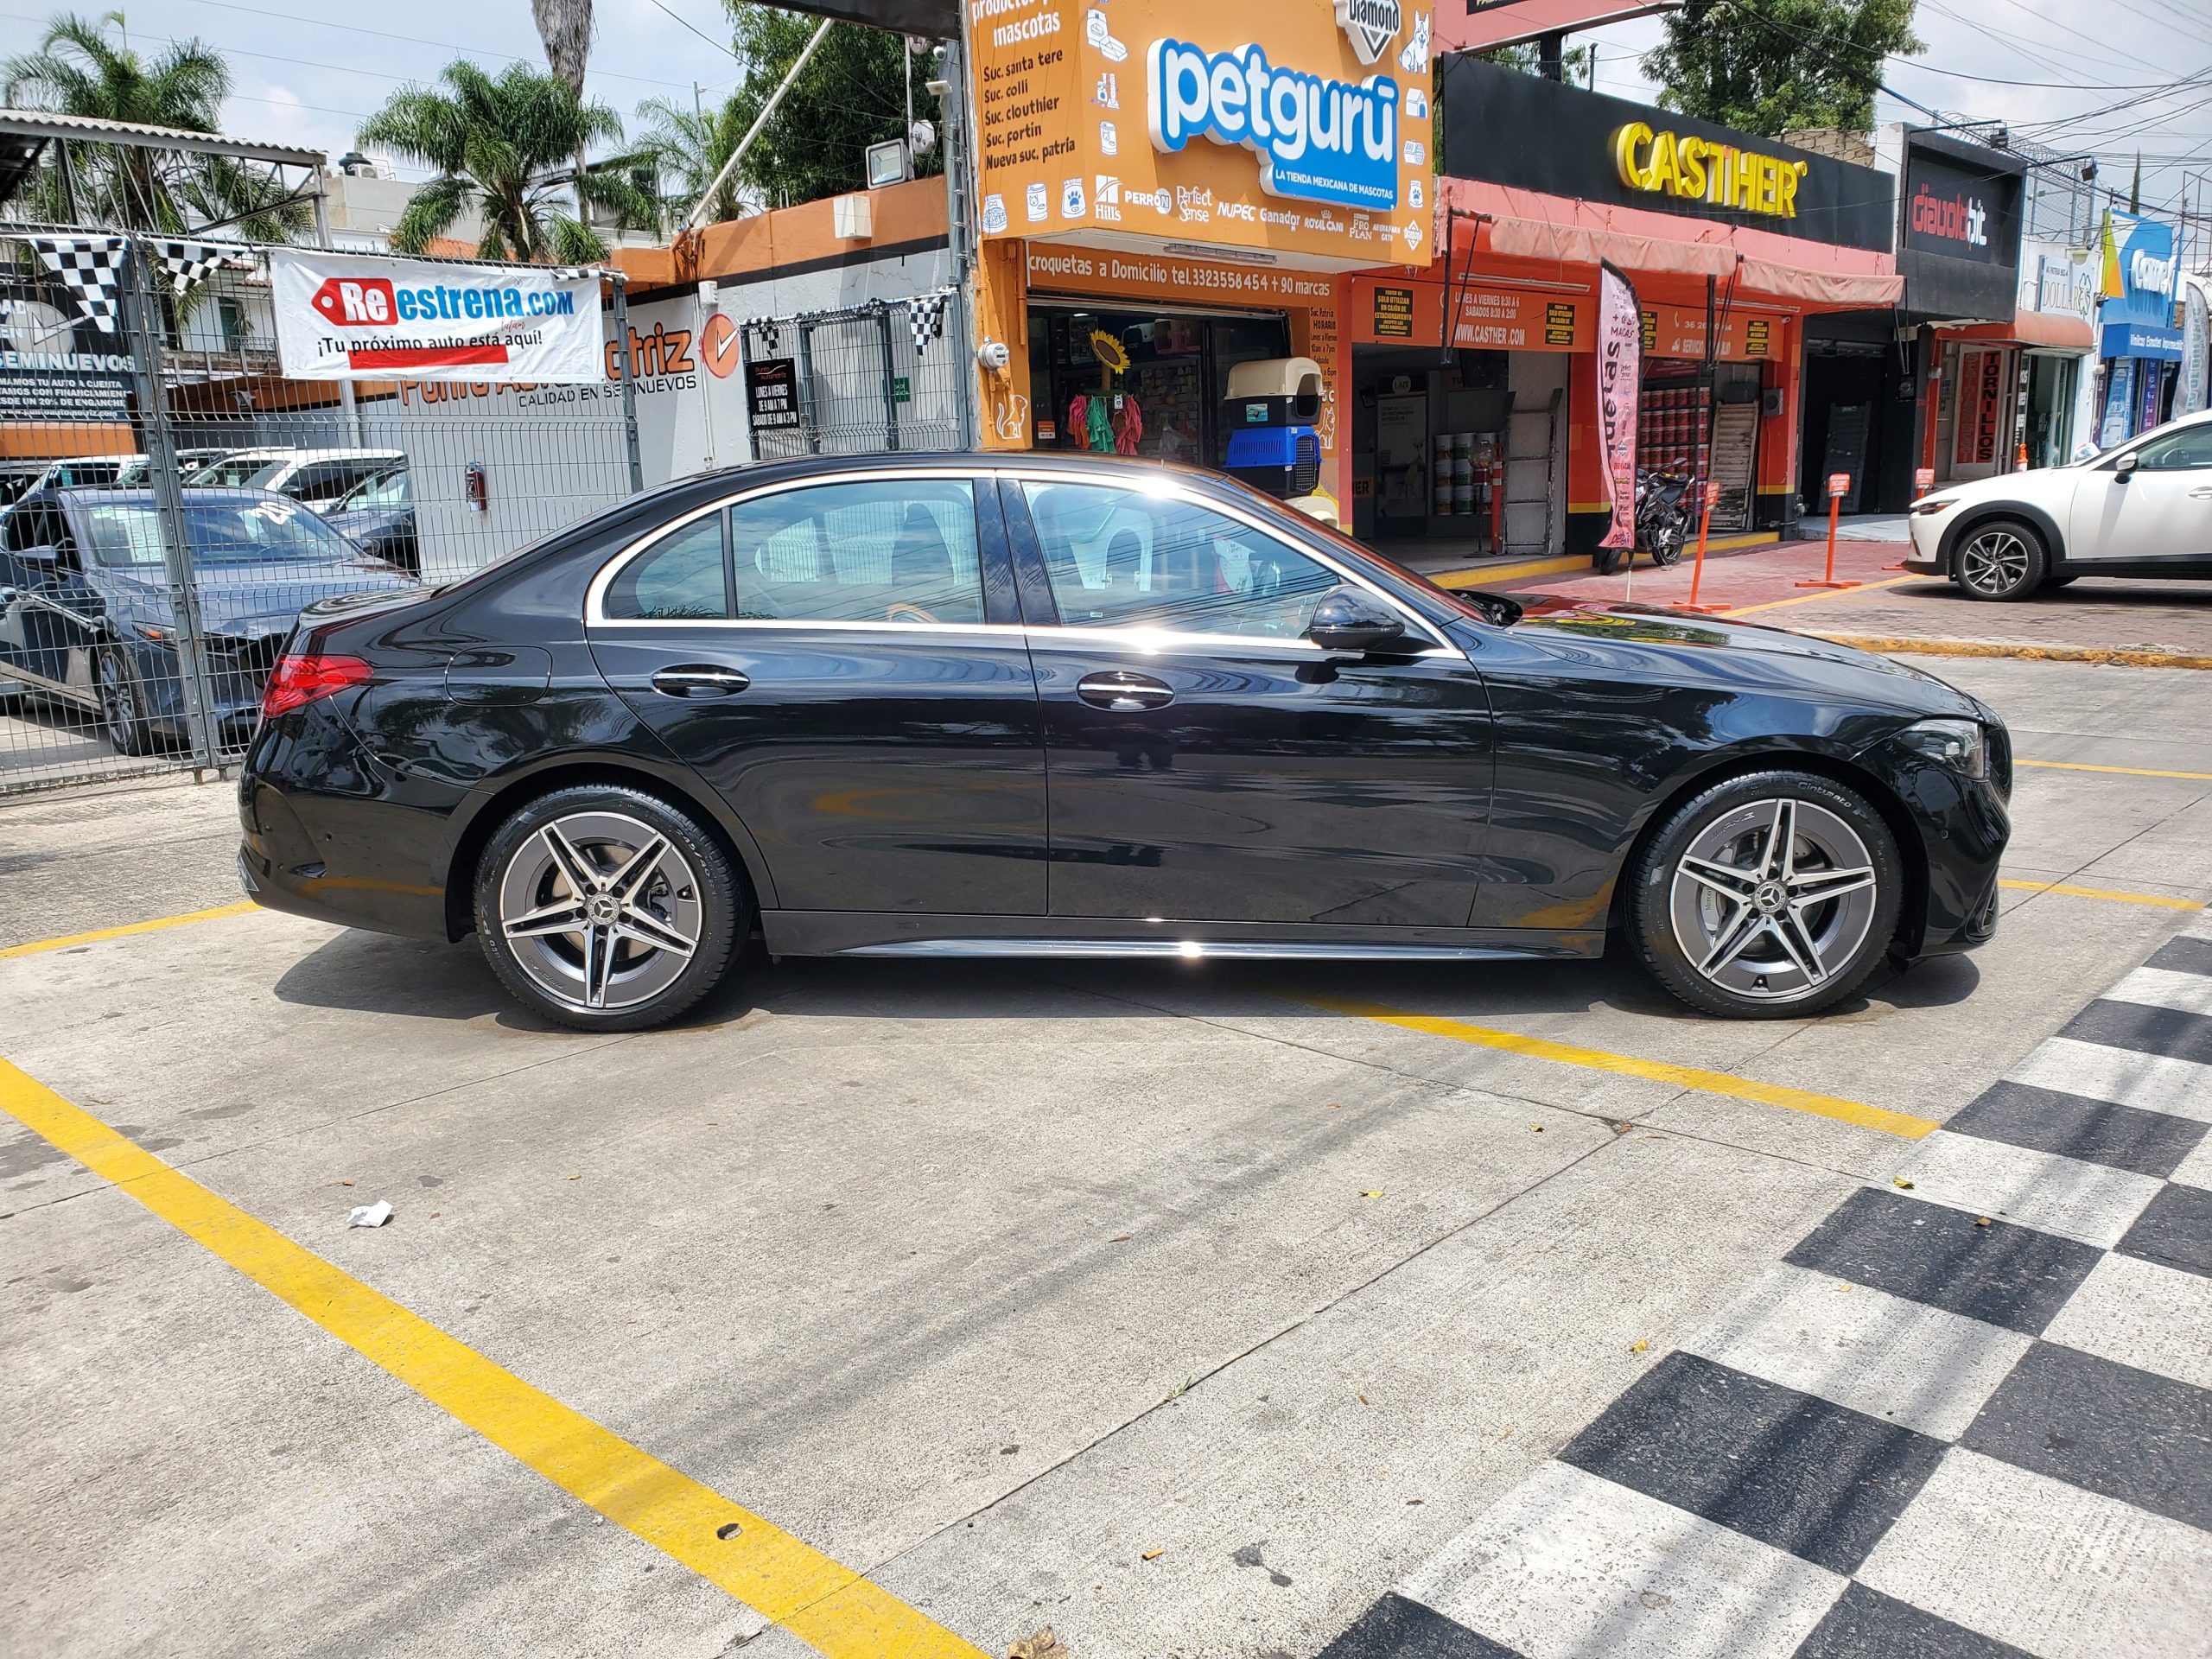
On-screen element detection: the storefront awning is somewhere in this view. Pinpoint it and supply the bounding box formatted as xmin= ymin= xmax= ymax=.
xmin=1446 ymin=180 xmax=1904 ymax=310
xmin=1937 ymin=309 xmax=2095 ymax=352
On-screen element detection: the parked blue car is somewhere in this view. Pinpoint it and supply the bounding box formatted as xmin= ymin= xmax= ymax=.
xmin=0 ymin=487 xmax=416 ymax=753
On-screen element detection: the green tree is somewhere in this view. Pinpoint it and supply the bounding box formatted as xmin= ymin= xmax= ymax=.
xmin=716 ymin=4 xmax=940 ymax=211
xmin=629 ymin=94 xmax=750 ymax=226
xmin=357 ymin=60 xmax=652 ymax=263
xmin=3 ymin=10 xmax=308 ymax=238
xmin=1478 ymin=41 xmax=1595 ymax=85
xmin=1642 ymin=0 xmax=1923 ymax=136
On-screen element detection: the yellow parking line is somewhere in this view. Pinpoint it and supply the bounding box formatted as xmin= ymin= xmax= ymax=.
xmin=0 ymin=900 xmax=259 ymax=962
xmin=1999 ymin=878 xmax=2204 ymax=912
xmin=0 ymin=1058 xmax=983 ymax=1659
xmin=1720 ymin=575 xmax=1916 ymax=617
xmin=1294 ymin=995 xmax=1936 ymax=1140
xmin=2017 ymin=759 xmax=2212 ymax=783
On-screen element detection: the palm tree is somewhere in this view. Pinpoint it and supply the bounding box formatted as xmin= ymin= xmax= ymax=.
xmin=629 ymin=93 xmax=751 ymax=229
xmin=357 ymin=60 xmax=652 ymax=264
xmin=530 ymin=0 xmax=594 ymax=223
xmin=3 ymin=10 xmax=307 ymax=238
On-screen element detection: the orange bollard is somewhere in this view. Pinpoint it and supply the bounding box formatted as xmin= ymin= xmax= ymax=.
xmin=1796 ymin=472 xmax=1861 ymax=590
xmin=1678 ymin=478 xmax=1729 ymax=613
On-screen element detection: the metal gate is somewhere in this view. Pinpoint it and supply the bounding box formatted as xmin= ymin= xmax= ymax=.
xmin=0 ymin=227 xmax=641 ymax=797
xmin=738 ymin=295 xmax=963 ymax=461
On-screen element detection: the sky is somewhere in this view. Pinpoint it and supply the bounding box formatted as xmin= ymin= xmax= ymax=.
xmin=2 ymin=0 xmax=2208 ymax=253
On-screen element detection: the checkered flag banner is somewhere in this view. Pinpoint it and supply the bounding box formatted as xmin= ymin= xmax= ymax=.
xmin=153 ymin=238 xmax=255 ymax=300
xmin=27 ymin=235 xmax=127 ymax=333
xmin=907 ymin=288 xmax=954 ymax=356
xmin=744 ymin=317 xmax=781 ymax=355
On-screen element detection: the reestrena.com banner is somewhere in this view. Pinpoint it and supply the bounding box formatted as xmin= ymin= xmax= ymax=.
xmin=270 ymin=249 xmax=604 ymax=382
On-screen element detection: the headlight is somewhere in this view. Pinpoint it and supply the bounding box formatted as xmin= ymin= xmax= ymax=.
xmin=1898 ymin=717 xmax=1987 ymax=779
xmin=130 ymin=621 xmax=174 ymax=643
xmin=1909 ymin=495 xmax=1960 ymax=516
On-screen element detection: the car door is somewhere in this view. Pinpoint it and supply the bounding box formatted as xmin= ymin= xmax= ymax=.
xmin=0 ymin=498 xmax=100 ymax=695
xmin=1007 ymin=473 xmax=1494 ymax=928
xmin=2069 ymin=421 xmax=2212 ymax=564
xmin=586 ymin=468 xmax=1048 ymax=916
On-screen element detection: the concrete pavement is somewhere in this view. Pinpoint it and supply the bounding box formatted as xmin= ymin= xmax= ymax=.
xmin=3 ymin=655 xmax=2209 ymax=1658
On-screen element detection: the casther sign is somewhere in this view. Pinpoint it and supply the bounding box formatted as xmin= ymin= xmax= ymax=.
xmin=1896 ymin=131 xmax=2024 ymax=323
xmin=270 ymin=249 xmax=605 ymax=383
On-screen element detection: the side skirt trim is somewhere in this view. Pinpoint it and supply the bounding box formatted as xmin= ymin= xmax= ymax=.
xmin=760 ymin=909 xmax=1605 ymax=962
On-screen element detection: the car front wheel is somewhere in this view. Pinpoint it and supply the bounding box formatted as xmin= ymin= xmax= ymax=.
xmin=1953 ymin=518 xmax=2047 ymax=601
xmin=474 ymin=785 xmax=742 ymax=1031
xmin=98 ymin=646 xmax=154 ymax=755
xmin=1628 ymin=771 xmax=1904 ymax=1019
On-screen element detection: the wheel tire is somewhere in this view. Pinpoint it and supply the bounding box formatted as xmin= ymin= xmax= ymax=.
xmin=1627 ymin=769 xmax=1904 ymax=1020
xmin=1650 ymin=522 xmax=1685 ymax=568
xmin=1952 ymin=518 xmax=2047 ymax=601
xmin=1593 ymin=543 xmax=1624 ymax=575
xmin=97 ymin=646 xmax=154 ymax=756
xmin=473 ymin=784 xmax=743 ymax=1032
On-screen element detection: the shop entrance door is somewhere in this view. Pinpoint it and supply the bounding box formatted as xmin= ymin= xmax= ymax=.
xmin=1026 ymin=305 xmax=1291 ymax=468
xmin=1376 ymin=393 xmax=1429 ymax=529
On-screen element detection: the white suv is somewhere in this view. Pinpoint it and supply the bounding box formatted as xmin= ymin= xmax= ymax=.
xmin=1906 ymin=409 xmax=2212 ymax=600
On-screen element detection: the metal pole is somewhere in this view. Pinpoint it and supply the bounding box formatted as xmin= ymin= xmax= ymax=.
xmin=877 ymin=305 xmax=902 ymax=451
xmin=118 ymin=237 xmax=222 ymax=770
xmin=683 ymin=17 xmax=835 ymax=232
xmin=312 ymin=177 xmax=362 ymax=444
xmin=936 ymin=28 xmax=979 ymax=448
xmin=610 ymin=273 xmax=645 ymax=493
xmin=54 ymin=138 xmax=79 ymax=223
xmin=795 ymin=321 xmax=822 ymax=455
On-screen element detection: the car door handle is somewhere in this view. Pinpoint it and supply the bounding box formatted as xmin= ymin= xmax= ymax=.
xmin=2190 ymin=486 xmax=2212 ymax=499
xmin=650 ymin=664 xmax=751 ymax=697
xmin=1077 ymin=671 xmax=1175 ymax=711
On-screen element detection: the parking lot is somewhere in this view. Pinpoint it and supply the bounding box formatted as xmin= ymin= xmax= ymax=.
xmin=5 ymin=649 xmax=2210 ymax=1658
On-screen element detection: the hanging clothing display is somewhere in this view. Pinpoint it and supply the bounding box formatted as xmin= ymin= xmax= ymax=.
xmin=1113 ymin=395 xmax=1143 ymax=454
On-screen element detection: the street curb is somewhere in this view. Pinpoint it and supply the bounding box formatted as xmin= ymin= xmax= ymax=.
xmin=1427 ymin=532 xmax=1802 ymax=591
xmin=1810 ymin=633 xmax=2212 ymax=671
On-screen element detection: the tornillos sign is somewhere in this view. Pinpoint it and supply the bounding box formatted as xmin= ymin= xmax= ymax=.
xmin=270 ymin=250 xmax=605 ymax=383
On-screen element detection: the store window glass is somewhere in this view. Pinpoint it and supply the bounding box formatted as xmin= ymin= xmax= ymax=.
xmin=1022 ymin=480 xmax=1338 ymax=640
xmin=1027 ymin=308 xmax=1291 ymax=469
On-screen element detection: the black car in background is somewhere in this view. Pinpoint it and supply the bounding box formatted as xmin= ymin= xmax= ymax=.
xmin=238 ymin=453 xmax=2011 ymax=1030
xmin=0 ymin=487 xmax=416 ymax=753
xmin=324 ymin=464 xmax=418 ymax=573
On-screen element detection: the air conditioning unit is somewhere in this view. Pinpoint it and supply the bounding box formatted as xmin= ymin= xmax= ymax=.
xmin=832 ymin=194 xmax=874 ymax=240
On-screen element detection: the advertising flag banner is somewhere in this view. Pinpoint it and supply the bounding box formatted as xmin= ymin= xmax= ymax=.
xmin=270 ymin=250 xmax=604 ymax=382
xmin=1596 ymin=261 xmax=1639 ymax=550
xmin=2178 ymin=279 xmax=2209 ymax=418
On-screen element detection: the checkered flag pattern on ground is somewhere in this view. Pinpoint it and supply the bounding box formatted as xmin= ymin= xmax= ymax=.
xmin=27 ymin=235 xmax=127 ymax=333
xmin=1322 ymin=916 xmax=2212 ymax=1659
xmin=907 ymin=288 xmax=953 ymax=355
xmin=153 ymin=239 xmax=254 ymax=300
xmin=744 ymin=318 xmax=781 ymax=355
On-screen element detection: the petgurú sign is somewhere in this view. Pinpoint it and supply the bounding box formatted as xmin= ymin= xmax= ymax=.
xmin=1147 ymin=39 xmax=1399 ymax=210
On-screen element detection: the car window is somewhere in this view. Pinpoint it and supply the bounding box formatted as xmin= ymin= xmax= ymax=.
xmin=726 ymin=479 xmax=985 ymax=625
xmin=603 ymin=514 xmax=731 ymax=620
xmin=189 ymin=455 xmax=276 ymax=487
xmin=343 ymin=468 xmax=410 ymax=510
xmin=2130 ymin=424 xmax=2212 ymax=472
xmin=80 ymin=499 xmax=357 ymax=567
xmin=1020 ymin=480 xmax=1341 ymax=639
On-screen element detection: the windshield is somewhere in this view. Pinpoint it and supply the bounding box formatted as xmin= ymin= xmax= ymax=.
xmin=80 ymin=498 xmax=361 ymax=568
xmin=188 ymin=454 xmax=281 ymax=487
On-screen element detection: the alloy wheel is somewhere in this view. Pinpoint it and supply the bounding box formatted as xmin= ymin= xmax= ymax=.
xmin=495 ymin=810 xmax=703 ymax=1014
xmin=1958 ymin=529 xmax=2031 ymax=596
xmin=99 ymin=652 xmax=138 ymax=749
xmin=1668 ymin=797 xmax=1880 ymax=1006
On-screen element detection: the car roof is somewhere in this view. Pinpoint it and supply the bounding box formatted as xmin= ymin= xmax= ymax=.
xmin=47 ymin=486 xmax=322 ymax=506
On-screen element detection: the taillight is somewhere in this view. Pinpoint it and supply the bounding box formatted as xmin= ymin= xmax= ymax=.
xmin=261 ymin=652 xmax=373 ymax=718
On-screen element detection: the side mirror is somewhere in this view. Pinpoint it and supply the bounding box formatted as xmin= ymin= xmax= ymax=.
xmin=2114 ymin=451 xmax=2139 ymax=480
xmin=1307 ymin=584 xmax=1408 ymax=654
xmin=14 ymin=545 xmax=61 ymax=577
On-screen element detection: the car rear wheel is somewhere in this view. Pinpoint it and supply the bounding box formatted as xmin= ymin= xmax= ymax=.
xmin=1628 ymin=770 xmax=1903 ymax=1019
xmin=1953 ymin=518 xmax=2047 ymax=601
xmin=474 ymin=785 xmax=742 ymax=1031
xmin=98 ymin=646 xmax=154 ymax=756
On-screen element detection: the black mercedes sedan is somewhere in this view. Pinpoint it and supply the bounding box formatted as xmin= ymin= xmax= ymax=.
xmin=236 ymin=453 xmax=2010 ymax=1030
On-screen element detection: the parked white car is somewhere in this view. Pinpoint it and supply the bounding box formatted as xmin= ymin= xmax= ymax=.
xmin=1906 ymin=408 xmax=2212 ymax=600
xmin=185 ymin=447 xmax=404 ymax=512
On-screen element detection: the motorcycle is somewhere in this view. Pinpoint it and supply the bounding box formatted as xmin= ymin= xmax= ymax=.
xmin=1593 ymin=462 xmax=1697 ymax=575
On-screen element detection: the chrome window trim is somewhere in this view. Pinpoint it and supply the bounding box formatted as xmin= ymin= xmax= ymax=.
xmin=583 ymin=467 xmax=1004 ymax=630
xmin=1003 ymin=469 xmax=1456 ymax=655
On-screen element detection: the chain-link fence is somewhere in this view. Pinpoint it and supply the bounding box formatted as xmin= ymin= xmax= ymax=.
xmin=0 ymin=227 xmax=640 ymax=796
xmin=740 ymin=296 xmax=963 ymax=461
